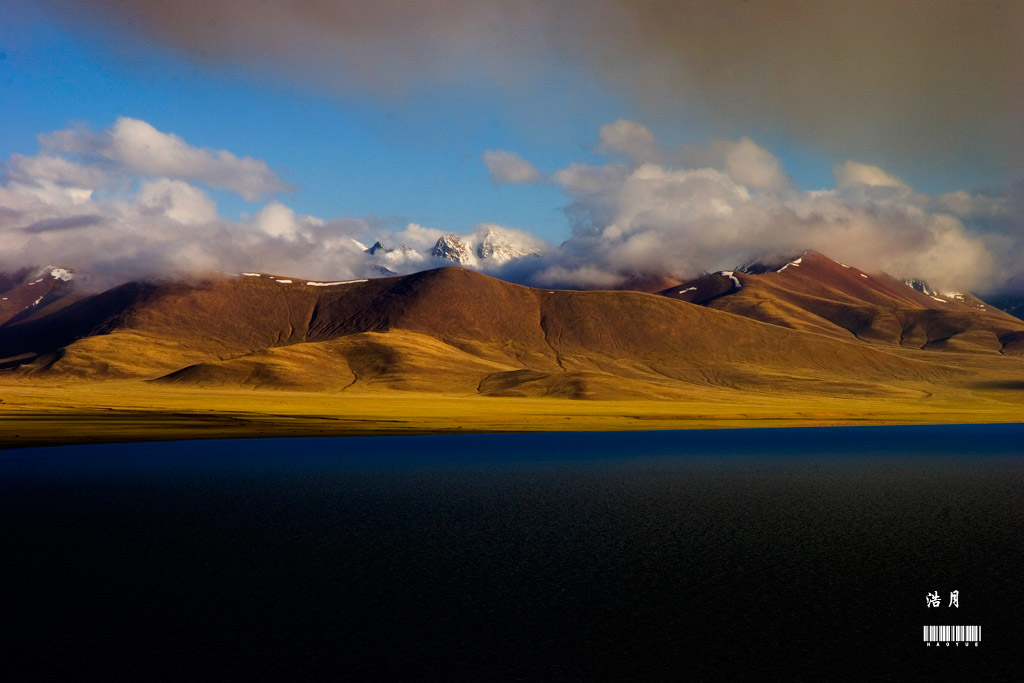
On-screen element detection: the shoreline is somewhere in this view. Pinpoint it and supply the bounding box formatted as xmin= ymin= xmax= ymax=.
xmin=3 ymin=378 xmax=1022 ymax=449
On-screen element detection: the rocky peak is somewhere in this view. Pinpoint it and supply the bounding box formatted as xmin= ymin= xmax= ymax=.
xmin=432 ymin=234 xmax=474 ymax=265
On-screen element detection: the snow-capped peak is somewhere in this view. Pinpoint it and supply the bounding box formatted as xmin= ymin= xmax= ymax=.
xmin=432 ymin=234 xmax=476 ymax=265
xmin=902 ymin=278 xmax=965 ymax=302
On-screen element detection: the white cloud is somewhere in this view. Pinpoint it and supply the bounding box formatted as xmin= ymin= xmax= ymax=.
xmin=528 ymin=264 xmax=623 ymax=289
xmin=391 ymin=222 xmax=444 ymax=249
xmin=719 ymin=138 xmax=788 ymax=192
xmin=0 ymin=119 xmax=380 ymax=286
xmin=596 ymin=121 xmax=788 ymax=192
xmin=0 ymin=117 xmax=1016 ymax=295
xmin=40 ymin=117 xmax=293 ymax=200
xmin=834 ymin=160 xmax=910 ymax=192
xmin=255 ymin=201 xmax=300 ymax=240
xmin=482 ymin=149 xmax=544 ymax=185
xmin=598 ymin=120 xmax=660 ymax=165
xmin=137 ymin=179 xmax=218 ymax=225
xmin=5 ymin=154 xmax=109 ymax=190
xmin=519 ymin=123 xmax=1002 ymax=291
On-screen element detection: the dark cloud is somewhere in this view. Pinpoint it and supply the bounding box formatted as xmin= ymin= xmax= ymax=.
xmin=22 ymin=214 xmax=104 ymax=233
xmin=44 ymin=0 xmax=1024 ymax=181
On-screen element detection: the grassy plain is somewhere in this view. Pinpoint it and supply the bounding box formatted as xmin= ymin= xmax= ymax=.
xmin=1 ymin=376 xmax=1021 ymax=449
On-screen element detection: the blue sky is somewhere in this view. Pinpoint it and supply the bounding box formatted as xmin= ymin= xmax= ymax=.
xmin=0 ymin=3 xmax=886 ymax=240
xmin=0 ymin=13 xmax=556 ymax=241
xmin=1 ymin=2 xmax=1021 ymax=290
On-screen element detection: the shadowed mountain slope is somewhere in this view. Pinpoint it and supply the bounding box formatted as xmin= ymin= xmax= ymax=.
xmin=661 ymin=251 xmax=1024 ymax=354
xmin=1 ymin=265 xmax=1021 ymax=398
xmin=0 ymin=266 xmax=83 ymax=328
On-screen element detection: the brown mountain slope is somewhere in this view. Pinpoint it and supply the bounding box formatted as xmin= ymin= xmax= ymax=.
xmin=660 ymin=251 xmax=1024 ymax=354
xmin=3 ymin=266 xmax=1010 ymax=400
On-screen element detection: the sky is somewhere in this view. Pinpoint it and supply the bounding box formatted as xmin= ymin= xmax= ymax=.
xmin=1 ymin=1 xmax=1022 ymax=292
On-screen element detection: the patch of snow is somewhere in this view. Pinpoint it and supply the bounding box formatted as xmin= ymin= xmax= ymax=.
xmin=275 ymin=279 xmax=293 ymax=284
xmin=840 ymin=263 xmax=850 ymax=268
xmin=27 ymin=282 xmax=35 ymax=286
xmin=50 ymin=268 xmax=74 ymax=281
xmin=720 ymin=271 xmax=742 ymax=289
xmin=679 ymin=286 xmax=697 ymax=294
xmin=31 ymin=296 xmax=43 ymax=306
xmin=860 ymin=274 xmax=868 ymax=278
xmin=902 ymin=278 xmax=967 ymax=303
xmin=242 ymin=272 xmax=261 ymax=277
xmin=305 ymin=279 xmax=367 ymax=286
xmin=1 ymin=297 xmax=7 ymax=300
xmin=776 ymin=257 xmax=803 ymax=273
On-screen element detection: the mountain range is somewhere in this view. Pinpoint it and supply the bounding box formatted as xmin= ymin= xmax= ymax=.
xmin=1 ymin=251 xmax=1022 ymax=401
xmin=361 ymin=226 xmax=546 ymax=275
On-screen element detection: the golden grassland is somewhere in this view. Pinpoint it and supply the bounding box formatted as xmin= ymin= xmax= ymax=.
xmin=1 ymin=375 xmax=1021 ymax=449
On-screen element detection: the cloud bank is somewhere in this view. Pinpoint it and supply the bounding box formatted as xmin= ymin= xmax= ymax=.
xmin=1 ymin=117 xmax=1019 ymax=293
xmin=0 ymin=119 xmax=367 ymax=286
xmin=47 ymin=0 xmax=1024 ymax=179
xmin=38 ymin=117 xmax=293 ymax=200
xmin=509 ymin=122 xmax=1005 ymax=291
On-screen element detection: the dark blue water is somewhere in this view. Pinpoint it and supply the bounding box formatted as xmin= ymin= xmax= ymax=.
xmin=1 ymin=424 xmax=1022 ymax=681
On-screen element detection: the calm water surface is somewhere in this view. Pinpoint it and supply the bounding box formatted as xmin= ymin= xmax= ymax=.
xmin=1 ymin=424 xmax=1022 ymax=680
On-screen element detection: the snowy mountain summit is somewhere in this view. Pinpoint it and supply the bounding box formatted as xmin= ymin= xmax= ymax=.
xmin=361 ymin=226 xmax=544 ymax=274
xmin=431 ymin=227 xmax=545 ymax=268
xmin=431 ymin=234 xmax=476 ymax=265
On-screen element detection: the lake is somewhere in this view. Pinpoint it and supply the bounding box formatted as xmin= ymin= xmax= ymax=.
xmin=1 ymin=424 xmax=1022 ymax=680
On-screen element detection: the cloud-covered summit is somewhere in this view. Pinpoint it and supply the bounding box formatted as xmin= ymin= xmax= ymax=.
xmin=0 ymin=118 xmax=548 ymax=287
xmin=501 ymin=121 xmax=1009 ymax=292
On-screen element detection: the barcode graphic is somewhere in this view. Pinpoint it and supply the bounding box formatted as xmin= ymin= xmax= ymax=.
xmin=923 ymin=625 xmax=980 ymax=642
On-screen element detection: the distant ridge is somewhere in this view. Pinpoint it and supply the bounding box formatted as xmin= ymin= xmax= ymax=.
xmin=661 ymin=250 xmax=1024 ymax=354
